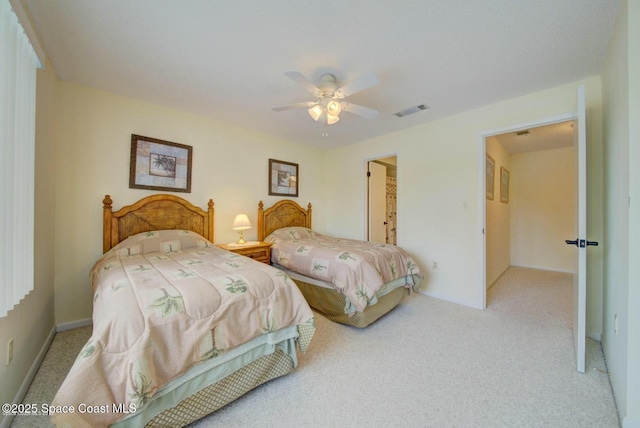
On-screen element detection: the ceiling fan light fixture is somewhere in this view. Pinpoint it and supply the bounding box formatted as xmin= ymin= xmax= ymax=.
xmin=308 ymin=105 xmax=323 ymax=121
xmin=274 ymin=70 xmax=379 ymax=125
xmin=326 ymin=99 xmax=342 ymax=116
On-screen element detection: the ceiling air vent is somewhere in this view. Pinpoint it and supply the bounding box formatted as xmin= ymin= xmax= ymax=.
xmin=394 ymin=103 xmax=430 ymax=118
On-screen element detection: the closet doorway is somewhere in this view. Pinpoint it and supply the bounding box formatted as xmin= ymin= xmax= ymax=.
xmin=366 ymin=156 xmax=397 ymax=244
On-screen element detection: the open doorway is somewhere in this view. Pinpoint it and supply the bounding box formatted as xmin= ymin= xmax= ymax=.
xmin=484 ymin=120 xmax=576 ymax=306
xmin=366 ymin=156 xmax=397 ymax=244
xmin=480 ymin=87 xmax=588 ymax=373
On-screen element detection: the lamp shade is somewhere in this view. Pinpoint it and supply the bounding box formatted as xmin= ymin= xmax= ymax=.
xmin=308 ymin=105 xmax=323 ymax=121
xmin=326 ymin=100 xmax=342 ymax=116
xmin=326 ymin=113 xmax=340 ymax=125
xmin=232 ymin=214 xmax=252 ymax=230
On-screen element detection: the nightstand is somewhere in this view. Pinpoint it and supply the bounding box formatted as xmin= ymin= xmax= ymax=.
xmin=218 ymin=242 xmax=272 ymax=265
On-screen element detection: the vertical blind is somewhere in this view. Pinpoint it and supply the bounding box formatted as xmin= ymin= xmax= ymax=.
xmin=0 ymin=0 xmax=39 ymax=318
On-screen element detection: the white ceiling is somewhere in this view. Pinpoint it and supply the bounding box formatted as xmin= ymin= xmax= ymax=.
xmin=494 ymin=120 xmax=575 ymax=154
xmin=22 ymin=0 xmax=620 ymax=149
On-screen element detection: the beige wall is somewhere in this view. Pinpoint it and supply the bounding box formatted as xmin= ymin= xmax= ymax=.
xmin=485 ymin=137 xmax=511 ymax=287
xmin=322 ymin=77 xmax=604 ymax=336
xmin=601 ymin=0 xmax=640 ymax=424
xmin=49 ymin=77 xmax=604 ymax=320
xmin=0 ymin=62 xmax=57 ymax=424
xmin=627 ymin=0 xmax=640 ymax=423
xmin=510 ymin=147 xmax=575 ymax=273
xmin=52 ymin=81 xmax=327 ymax=325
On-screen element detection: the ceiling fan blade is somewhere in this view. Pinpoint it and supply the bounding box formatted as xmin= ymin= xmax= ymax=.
xmin=272 ymin=101 xmax=316 ymax=112
xmin=283 ymin=71 xmax=320 ymax=95
xmin=341 ymin=102 xmax=379 ymax=120
xmin=334 ymin=73 xmax=380 ymax=99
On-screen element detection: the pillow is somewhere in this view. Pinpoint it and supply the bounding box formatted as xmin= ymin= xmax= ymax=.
xmin=265 ymin=227 xmax=318 ymax=243
xmin=110 ymin=229 xmax=212 ymax=256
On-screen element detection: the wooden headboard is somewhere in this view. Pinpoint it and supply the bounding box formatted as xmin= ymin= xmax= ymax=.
xmin=257 ymin=199 xmax=312 ymax=241
xmin=102 ymin=194 xmax=214 ymax=253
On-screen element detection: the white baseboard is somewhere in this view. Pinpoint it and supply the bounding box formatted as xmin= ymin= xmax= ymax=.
xmin=56 ymin=317 xmax=92 ymax=332
xmin=588 ymin=331 xmax=602 ymax=341
xmin=416 ymin=289 xmax=483 ymax=310
xmin=0 ymin=325 xmax=56 ymax=428
xmin=510 ymin=264 xmax=573 ymax=274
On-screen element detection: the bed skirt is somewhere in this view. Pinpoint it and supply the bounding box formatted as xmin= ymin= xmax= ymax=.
xmin=292 ymin=279 xmax=408 ymax=328
xmin=110 ymin=325 xmax=307 ymax=428
xmin=145 ymin=349 xmax=294 ymax=427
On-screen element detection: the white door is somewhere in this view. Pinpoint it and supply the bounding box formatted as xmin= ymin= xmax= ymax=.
xmin=368 ymin=161 xmax=387 ymax=243
xmin=566 ymin=85 xmax=589 ymax=373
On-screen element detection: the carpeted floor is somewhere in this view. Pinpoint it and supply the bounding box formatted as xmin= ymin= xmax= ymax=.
xmin=12 ymin=267 xmax=620 ymax=427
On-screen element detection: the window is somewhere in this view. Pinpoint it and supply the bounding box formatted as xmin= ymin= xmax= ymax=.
xmin=0 ymin=0 xmax=42 ymax=317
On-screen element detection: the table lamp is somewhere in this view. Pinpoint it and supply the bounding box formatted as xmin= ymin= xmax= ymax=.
xmin=232 ymin=213 xmax=251 ymax=244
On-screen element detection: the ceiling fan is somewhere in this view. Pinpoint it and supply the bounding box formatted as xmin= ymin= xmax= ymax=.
xmin=272 ymin=71 xmax=380 ymax=125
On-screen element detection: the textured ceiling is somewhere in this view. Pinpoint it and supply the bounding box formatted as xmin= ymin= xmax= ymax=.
xmin=22 ymin=0 xmax=620 ymax=149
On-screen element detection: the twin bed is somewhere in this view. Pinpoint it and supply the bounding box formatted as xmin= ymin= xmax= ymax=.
xmin=51 ymin=195 xmax=315 ymax=428
xmin=258 ymin=199 xmax=423 ymax=328
xmin=52 ymin=194 xmax=422 ymax=427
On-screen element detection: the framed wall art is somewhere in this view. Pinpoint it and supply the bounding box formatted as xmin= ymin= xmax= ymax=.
xmin=129 ymin=134 xmax=192 ymax=193
xmin=486 ymin=154 xmax=495 ymax=201
xmin=269 ymin=158 xmax=298 ymax=197
xmin=500 ymin=166 xmax=510 ymax=203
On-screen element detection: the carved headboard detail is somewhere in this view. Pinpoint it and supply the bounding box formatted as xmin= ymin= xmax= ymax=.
xmin=257 ymin=199 xmax=312 ymax=241
xmin=103 ymin=194 xmax=214 ymax=253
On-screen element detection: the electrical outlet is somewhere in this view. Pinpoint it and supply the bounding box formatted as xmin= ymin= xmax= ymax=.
xmin=432 ymin=261 xmax=439 ymax=270
xmin=6 ymin=339 xmax=13 ymax=365
xmin=614 ymin=314 xmax=619 ymax=335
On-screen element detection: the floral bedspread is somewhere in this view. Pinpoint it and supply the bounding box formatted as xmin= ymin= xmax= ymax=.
xmin=265 ymin=227 xmax=423 ymax=313
xmin=51 ymin=230 xmax=314 ymax=428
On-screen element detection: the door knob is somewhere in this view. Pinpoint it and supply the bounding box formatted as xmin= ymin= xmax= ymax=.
xmin=565 ymin=239 xmax=578 ymax=247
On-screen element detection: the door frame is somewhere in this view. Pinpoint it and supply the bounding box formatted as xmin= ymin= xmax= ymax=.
xmin=363 ymin=153 xmax=398 ymax=242
xmin=478 ymin=112 xmax=577 ymax=310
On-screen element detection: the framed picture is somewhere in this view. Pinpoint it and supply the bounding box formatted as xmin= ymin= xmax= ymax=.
xmin=269 ymin=158 xmax=298 ymax=197
xmin=129 ymin=134 xmax=192 ymax=193
xmin=486 ymin=154 xmax=495 ymax=201
xmin=500 ymin=166 xmax=510 ymax=203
